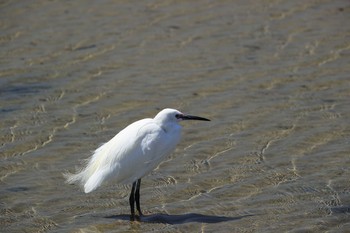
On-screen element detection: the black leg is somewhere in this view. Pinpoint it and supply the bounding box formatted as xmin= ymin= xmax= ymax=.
xmin=129 ymin=181 xmax=137 ymax=218
xmin=135 ymin=179 xmax=142 ymax=216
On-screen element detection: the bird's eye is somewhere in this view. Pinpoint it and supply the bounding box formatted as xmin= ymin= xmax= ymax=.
xmin=175 ymin=114 xmax=182 ymax=119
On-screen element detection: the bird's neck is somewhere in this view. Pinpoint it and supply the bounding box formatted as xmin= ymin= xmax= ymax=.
xmin=158 ymin=122 xmax=181 ymax=134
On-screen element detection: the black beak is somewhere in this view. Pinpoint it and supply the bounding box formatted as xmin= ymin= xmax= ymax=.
xmin=179 ymin=114 xmax=210 ymax=121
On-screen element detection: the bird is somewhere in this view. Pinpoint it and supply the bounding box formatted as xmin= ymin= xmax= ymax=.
xmin=64 ymin=108 xmax=210 ymax=219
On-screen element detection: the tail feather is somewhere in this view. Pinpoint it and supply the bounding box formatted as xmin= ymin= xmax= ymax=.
xmin=63 ymin=170 xmax=85 ymax=185
xmin=64 ymin=142 xmax=117 ymax=192
xmin=63 ymin=157 xmax=98 ymax=187
xmin=64 ymin=148 xmax=106 ymax=191
xmin=83 ymin=168 xmax=109 ymax=193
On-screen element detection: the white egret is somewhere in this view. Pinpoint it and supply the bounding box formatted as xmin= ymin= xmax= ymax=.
xmin=64 ymin=108 xmax=210 ymax=218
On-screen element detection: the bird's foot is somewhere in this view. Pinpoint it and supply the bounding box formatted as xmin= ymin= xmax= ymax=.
xmin=130 ymin=213 xmax=141 ymax=222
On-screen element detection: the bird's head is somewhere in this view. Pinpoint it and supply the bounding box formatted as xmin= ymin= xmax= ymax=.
xmin=154 ymin=108 xmax=210 ymax=126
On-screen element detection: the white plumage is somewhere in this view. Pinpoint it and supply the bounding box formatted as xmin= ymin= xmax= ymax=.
xmin=65 ymin=108 xmax=210 ymax=217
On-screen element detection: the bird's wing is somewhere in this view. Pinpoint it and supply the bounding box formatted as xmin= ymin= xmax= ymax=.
xmin=109 ymin=120 xmax=175 ymax=184
xmin=82 ymin=119 xmax=174 ymax=192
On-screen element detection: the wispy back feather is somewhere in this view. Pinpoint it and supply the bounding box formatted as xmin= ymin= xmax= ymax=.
xmin=63 ymin=144 xmax=107 ymax=193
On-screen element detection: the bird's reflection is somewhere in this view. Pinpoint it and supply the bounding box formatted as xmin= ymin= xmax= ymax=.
xmin=106 ymin=212 xmax=253 ymax=224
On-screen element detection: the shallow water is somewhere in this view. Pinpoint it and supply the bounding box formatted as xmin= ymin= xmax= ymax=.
xmin=1 ymin=0 xmax=350 ymax=232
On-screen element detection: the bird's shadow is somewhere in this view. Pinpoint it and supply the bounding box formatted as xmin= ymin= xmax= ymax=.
xmin=105 ymin=212 xmax=253 ymax=224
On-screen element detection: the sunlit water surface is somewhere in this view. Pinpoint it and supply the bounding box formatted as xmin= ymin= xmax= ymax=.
xmin=1 ymin=0 xmax=349 ymax=232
